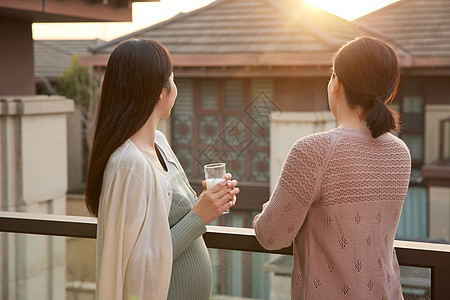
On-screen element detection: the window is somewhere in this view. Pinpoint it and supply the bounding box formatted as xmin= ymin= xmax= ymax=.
xmin=401 ymin=95 xmax=424 ymax=164
xmin=396 ymin=186 xmax=428 ymax=239
xmin=172 ymin=78 xmax=274 ymax=185
xmin=398 ymin=83 xmax=428 ymax=241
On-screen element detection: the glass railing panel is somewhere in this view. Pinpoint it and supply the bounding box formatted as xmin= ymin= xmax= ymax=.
xmin=210 ymin=248 xmax=288 ymax=299
xmin=209 ymin=249 xmax=432 ymax=300
xmin=0 ymin=213 xmax=448 ymax=300
xmin=400 ymin=266 xmax=431 ymax=300
xmin=0 ymin=232 xmax=96 ymax=300
xmin=66 ymin=237 xmax=96 ymax=300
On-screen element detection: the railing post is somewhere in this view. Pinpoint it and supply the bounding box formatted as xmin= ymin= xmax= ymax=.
xmin=432 ymin=265 xmax=450 ymax=300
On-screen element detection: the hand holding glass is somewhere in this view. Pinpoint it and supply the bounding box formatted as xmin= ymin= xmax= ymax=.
xmin=204 ymin=163 xmax=233 ymax=214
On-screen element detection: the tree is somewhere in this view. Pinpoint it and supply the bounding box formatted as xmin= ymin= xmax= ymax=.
xmin=57 ymin=55 xmax=103 ymax=178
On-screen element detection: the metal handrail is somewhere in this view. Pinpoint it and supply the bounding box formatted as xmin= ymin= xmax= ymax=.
xmin=1 ymin=211 xmax=449 ymax=298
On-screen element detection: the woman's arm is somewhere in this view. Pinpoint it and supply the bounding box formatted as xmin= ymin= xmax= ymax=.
xmin=171 ymin=177 xmax=238 ymax=259
xmin=170 ymin=210 xmax=207 ymax=259
xmin=253 ymin=139 xmax=321 ymax=250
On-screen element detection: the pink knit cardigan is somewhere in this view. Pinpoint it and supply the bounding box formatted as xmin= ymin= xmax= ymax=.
xmin=254 ymin=127 xmax=411 ymax=299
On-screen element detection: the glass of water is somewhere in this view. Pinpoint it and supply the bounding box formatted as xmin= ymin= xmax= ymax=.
xmin=204 ymin=163 xmax=231 ymax=214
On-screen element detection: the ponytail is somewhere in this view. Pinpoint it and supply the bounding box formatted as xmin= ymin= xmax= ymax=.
xmin=366 ymin=97 xmax=400 ymax=138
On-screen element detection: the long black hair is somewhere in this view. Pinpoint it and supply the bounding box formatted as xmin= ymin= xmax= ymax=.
xmin=85 ymin=38 xmax=173 ymax=217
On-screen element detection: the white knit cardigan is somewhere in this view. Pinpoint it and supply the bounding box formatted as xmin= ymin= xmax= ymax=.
xmin=96 ymin=131 xmax=185 ymax=300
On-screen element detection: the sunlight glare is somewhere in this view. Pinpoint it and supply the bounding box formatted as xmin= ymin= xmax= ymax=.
xmin=32 ymin=0 xmax=399 ymax=40
xmin=302 ymin=0 xmax=399 ymax=20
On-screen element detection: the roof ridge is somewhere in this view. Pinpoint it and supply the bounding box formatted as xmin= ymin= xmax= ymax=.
xmin=262 ymin=0 xmax=346 ymax=48
xmin=353 ymin=24 xmax=412 ymax=59
xmin=35 ymin=40 xmax=76 ymax=56
xmin=352 ymin=0 xmax=414 ymax=59
xmin=354 ymin=0 xmax=403 ymax=22
xmin=86 ymin=0 xmax=370 ymax=57
xmin=90 ymin=0 xmax=229 ymax=53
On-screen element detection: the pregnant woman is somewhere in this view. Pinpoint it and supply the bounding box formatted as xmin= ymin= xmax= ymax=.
xmin=85 ymin=38 xmax=239 ymax=300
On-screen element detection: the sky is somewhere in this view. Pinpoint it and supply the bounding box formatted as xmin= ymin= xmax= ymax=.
xmin=32 ymin=0 xmax=399 ymax=41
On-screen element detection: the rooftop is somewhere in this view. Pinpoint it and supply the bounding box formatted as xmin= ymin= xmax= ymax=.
xmin=355 ymin=0 xmax=450 ymax=57
xmin=91 ymin=0 xmax=362 ymax=56
xmin=34 ymin=39 xmax=103 ymax=79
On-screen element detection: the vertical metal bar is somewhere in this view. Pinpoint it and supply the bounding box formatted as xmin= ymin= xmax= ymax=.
xmin=13 ymin=99 xmax=24 ymax=210
xmin=0 ymin=99 xmax=9 ymax=299
xmin=193 ymin=79 xmax=200 ymax=178
xmin=244 ymin=79 xmax=252 ymax=182
xmin=1 ymin=99 xmax=8 ymax=210
xmin=13 ymin=99 xmax=24 ymax=300
xmin=432 ymin=266 xmax=450 ymax=300
xmin=1 ymin=232 xmax=9 ymax=300
xmin=242 ymin=211 xmax=251 ymax=297
xmin=438 ymin=118 xmax=444 ymax=163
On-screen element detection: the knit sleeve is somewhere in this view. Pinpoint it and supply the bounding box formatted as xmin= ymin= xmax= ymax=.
xmin=171 ymin=210 xmax=206 ymax=259
xmin=254 ymin=134 xmax=330 ymax=250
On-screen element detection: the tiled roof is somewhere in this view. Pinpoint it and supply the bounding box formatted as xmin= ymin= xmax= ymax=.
xmin=355 ymin=0 xmax=450 ymax=57
xmin=34 ymin=39 xmax=103 ymax=79
xmin=91 ymin=0 xmax=365 ymax=55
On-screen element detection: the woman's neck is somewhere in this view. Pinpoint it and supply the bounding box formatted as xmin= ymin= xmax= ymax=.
xmin=335 ymin=101 xmax=368 ymax=130
xmin=337 ymin=118 xmax=368 ymax=130
xmin=130 ymin=114 xmax=159 ymax=151
xmin=130 ymin=115 xmax=168 ymax=171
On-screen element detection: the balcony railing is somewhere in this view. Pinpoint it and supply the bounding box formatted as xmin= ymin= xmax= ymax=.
xmin=1 ymin=211 xmax=449 ymax=299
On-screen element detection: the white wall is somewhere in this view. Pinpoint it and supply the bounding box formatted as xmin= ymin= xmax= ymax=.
xmin=424 ymin=105 xmax=450 ymax=164
xmin=270 ymin=111 xmax=335 ymax=192
xmin=429 ymin=187 xmax=450 ymax=242
xmin=425 ymin=104 xmax=450 ymax=242
xmin=0 ymin=95 xmax=73 ymax=300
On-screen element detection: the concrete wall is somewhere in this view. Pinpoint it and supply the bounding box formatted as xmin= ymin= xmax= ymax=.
xmin=429 ymin=187 xmax=450 ymax=242
xmin=270 ymin=111 xmax=335 ymax=192
xmin=0 ymin=95 xmax=73 ymax=300
xmin=424 ymin=105 xmax=450 ymax=164
xmin=424 ymin=104 xmax=450 ymax=242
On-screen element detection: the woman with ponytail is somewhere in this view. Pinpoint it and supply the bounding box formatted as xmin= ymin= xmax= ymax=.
xmin=85 ymin=38 xmax=239 ymax=300
xmin=253 ymin=36 xmax=411 ymax=299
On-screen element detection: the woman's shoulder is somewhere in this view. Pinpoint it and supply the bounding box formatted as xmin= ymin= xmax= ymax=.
xmin=155 ymin=130 xmax=170 ymax=146
xmin=384 ymin=132 xmax=411 ymax=157
xmin=293 ymin=128 xmax=341 ymax=150
xmin=105 ymin=140 xmax=150 ymax=178
xmin=285 ymin=129 xmax=341 ymax=165
xmin=155 ymin=130 xmax=178 ymax=162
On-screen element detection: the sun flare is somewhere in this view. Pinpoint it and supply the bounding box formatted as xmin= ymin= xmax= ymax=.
xmin=302 ymin=0 xmax=399 ymax=20
xmin=32 ymin=0 xmax=400 ymax=40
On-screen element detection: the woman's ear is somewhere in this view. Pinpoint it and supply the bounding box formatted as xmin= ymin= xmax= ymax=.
xmin=332 ymin=77 xmax=342 ymax=97
xmin=158 ymin=87 xmax=167 ymax=102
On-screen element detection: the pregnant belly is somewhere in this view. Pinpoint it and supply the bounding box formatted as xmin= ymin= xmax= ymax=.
xmin=167 ymin=237 xmax=213 ymax=300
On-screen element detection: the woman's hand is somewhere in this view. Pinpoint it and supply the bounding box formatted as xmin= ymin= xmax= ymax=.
xmin=192 ymin=173 xmax=240 ymax=224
